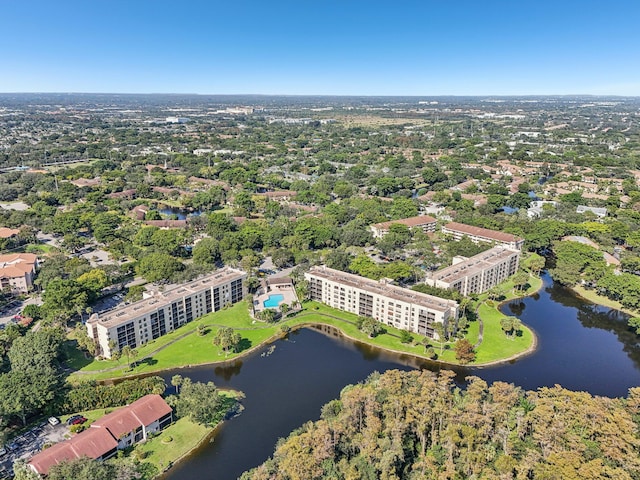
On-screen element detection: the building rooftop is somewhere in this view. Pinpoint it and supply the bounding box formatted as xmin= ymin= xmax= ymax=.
xmin=371 ymin=215 xmax=437 ymax=231
xmin=0 ymin=227 xmax=20 ymax=238
xmin=308 ymin=266 xmax=457 ymax=313
xmin=443 ymin=222 xmax=523 ymax=244
xmin=28 ymin=428 xmax=117 ymax=476
xmin=88 ymin=267 xmax=245 ymax=328
xmin=428 ymin=246 xmax=519 ymax=284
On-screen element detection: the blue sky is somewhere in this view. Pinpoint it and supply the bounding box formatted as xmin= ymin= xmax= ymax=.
xmin=2 ymin=0 xmax=639 ymax=95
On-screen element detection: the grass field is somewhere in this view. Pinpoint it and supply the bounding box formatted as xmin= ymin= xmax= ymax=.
xmin=69 ymin=274 xmax=545 ymax=381
xmin=136 ymin=417 xmax=212 ymax=474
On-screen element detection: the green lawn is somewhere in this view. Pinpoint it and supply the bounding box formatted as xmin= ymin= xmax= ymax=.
xmin=572 ymin=284 xmax=637 ymax=316
xmin=70 ymin=274 xmax=545 ymax=382
xmin=69 ymin=303 xmax=282 ymax=382
xmin=136 ymin=417 xmax=212 ymax=474
xmin=474 ymin=303 xmax=534 ymax=364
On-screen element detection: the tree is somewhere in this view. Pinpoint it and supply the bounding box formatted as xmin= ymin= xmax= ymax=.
xmin=454 ymin=338 xmax=476 ymax=364
xmin=358 ymin=316 xmax=382 ymax=338
xmin=41 ymin=278 xmax=88 ymax=325
xmin=171 ymin=374 xmax=183 ymax=394
xmin=527 ymin=253 xmax=546 ymax=276
xmin=272 ymin=249 xmax=295 ymax=269
xmin=135 ymin=252 xmax=183 ymax=283
xmin=399 ymin=330 xmax=413 ymax=344
xmin=76 ymin=268 xmax=109 ymax=299
xmin=172 ymin=378 xmax=229 ymax=427
xmin=500 ymin=316 xmax=520 ymax=337
xmin=259 ymin=309 xmax=277 ymax=323
xmin=213 ymin=327 xmax=242 ymax=356
xmin=629 ymin=317 xmax=640 ymax=335
xmin=512 ymin=271 xmax=529 ymax=292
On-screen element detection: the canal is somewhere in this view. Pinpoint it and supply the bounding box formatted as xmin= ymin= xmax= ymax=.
xmin=163 ymin=274 xmax=640 ymax=479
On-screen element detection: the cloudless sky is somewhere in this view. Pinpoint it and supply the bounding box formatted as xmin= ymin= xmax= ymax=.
xmin=2 ymin=0 xmax=640 ymax=95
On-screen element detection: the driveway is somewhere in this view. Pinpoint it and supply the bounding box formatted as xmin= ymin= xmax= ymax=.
xmin=0 ymin=422 xmax=68 ymax=476
xmin=0 ymin=296 xmax=42 ymax=328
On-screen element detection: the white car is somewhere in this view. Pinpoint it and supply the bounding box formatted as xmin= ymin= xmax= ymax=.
xmin=47 ymin=417 xmax=60 ymax=426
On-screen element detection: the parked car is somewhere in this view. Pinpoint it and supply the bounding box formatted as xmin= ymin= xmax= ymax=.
xmin=0 ymin=447 xmax=6 ymax=456
xmin=66 ymin=415 xmax=81 ymax=426
xmin=47 ymin=416 xmax=60 ymax=426
xmin=71 ymin=416 xmax=87 ymax=425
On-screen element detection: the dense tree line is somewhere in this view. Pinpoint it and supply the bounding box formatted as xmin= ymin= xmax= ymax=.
xmin=242 ymin=369 xmax=640 ymax=480
xmin=62 ymin=376 xmax=166 ymax=413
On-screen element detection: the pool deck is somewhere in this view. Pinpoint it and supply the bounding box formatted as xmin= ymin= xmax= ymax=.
xmin=253 ymin=277 xmax=299 ymax=315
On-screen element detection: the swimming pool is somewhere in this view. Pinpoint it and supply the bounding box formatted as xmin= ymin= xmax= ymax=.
xmin=263 ymin=294 xmax=284 ymax=308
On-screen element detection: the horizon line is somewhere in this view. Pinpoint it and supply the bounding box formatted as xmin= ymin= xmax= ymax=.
xmin=1 ymin=92 xmax=639 ymax=99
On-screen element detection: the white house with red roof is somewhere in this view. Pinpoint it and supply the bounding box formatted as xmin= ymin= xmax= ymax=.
xmin=28 ymin=395 xmax=172 ymax=476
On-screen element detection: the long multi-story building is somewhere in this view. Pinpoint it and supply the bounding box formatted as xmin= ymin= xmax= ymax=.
xmin=442 ymin=222 xmax=524 ymax=250
xmin=370 ymin=215 xmax=437 ymax=238
xmin=87 ymin=267 xmax=246 ymax=358
xmin=424 ymin=246 xmax=520 ymax=296
xmin=305 ymin=266 xmax=458 ymax=339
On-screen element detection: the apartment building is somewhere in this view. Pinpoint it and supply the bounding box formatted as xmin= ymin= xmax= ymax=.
xmin=87 ymin=267 xmax=246 ymax=358
xmin=425 ymin=246 xmax=521 ymax=296
xmin=0 ymin=253 xmax=38 ymax=293
xmin=370 ymin=215 xmax=437 ymax=238
xmin=305 ymin=266 xmax=458 ymax=339
xmin=442 ymin=222 xmax=524 ymax=250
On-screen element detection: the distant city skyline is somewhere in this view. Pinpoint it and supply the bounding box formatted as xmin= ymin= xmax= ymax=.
xmin=3 ymin=0 xmax=640 ymax=96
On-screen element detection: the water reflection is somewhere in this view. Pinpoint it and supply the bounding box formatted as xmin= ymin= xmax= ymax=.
xmin=214 ymin=361 xmax=243 ymax=382
xmin=163 ymin=273 xmax=640 ymax=480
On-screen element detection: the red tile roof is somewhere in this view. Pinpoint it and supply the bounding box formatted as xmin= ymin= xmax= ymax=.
xmin=28 ymin=395 xmax=172 ymax=475
xmin=444 ymin=222 xmax=522 ymax=244
xmin=128 ymin=394 xmax=173 ymax=427
xmin=28 ymin=428 xmax=117 ymax=475
xmin=91 ymin=408 xmax=141 ymax=440
xmin=0 ymin=227 xmax=20 ymax=238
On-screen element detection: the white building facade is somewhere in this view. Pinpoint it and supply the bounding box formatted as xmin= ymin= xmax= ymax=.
xmin=305 ymin=266 xmax=458 ymax=339
xmin=87 ymin=267 xmax=246 ymax=358
xmin=425 ymin=246 xmax=521 ymax=296
xmin=370 ymin=215 xmax=437 ymax=238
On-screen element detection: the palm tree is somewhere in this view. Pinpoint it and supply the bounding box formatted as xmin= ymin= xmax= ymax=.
xmin=121 ymin=345 xmax=132 ymax=365
xmin=171 ymin=374 xmax=183 ymax=394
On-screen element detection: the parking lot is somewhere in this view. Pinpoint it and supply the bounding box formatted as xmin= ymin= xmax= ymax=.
xmin=0 ymin=296 xmax=42 ymax=329
xmin=0 ymin=421 xmax=68 ymax=477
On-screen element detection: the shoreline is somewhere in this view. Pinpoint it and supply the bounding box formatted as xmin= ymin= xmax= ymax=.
xmin=570 ymin=284 xmax=637 ymax=317
xmin=79 ymin=275 xmax=549 ymax=383
xmin=154 ymin=418 xmax=222 ymax=479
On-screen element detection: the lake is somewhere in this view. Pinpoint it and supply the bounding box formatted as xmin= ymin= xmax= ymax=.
xmin=163 ymin=274 xmax=640 ymax=480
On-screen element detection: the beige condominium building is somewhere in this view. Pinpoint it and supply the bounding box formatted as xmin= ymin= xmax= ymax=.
xmin=370 ymin=215 xmax=437 ymax=238
xmin=425 ymin=246 xmax=520 ymax=296
xmin=441 ymin=222 xmax=524 ymax=250
xmin=0 ymin=253 xmax=38 ymax=293
xmin=87 ymin=267 xmax=246 ymax=358
xmin=305 ymin=266 xmax=458 ymax=339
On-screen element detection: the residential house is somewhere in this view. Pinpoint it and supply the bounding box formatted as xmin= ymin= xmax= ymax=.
xmin=28 ymin=395 xmax=172 ymax=476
